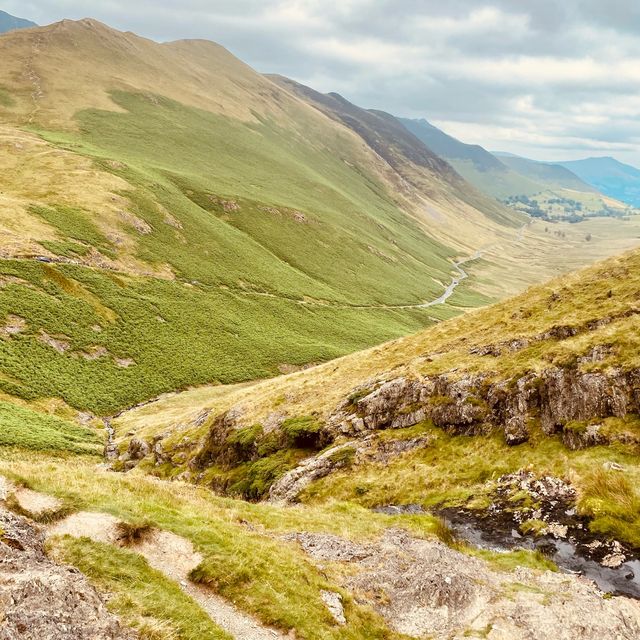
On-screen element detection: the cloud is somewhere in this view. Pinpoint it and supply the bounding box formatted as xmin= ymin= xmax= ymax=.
xmin=5 ymin=0 xmax=640 ymax=165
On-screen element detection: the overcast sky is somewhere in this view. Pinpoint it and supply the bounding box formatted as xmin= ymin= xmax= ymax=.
xmin=6 ymin=1 xmax=640 ymax=166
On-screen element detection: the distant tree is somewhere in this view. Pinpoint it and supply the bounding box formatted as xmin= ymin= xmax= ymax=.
xmin=585 ymin=233 xmax=592 ymax=241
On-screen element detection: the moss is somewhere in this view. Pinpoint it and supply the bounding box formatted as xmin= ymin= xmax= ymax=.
xmin=228 ymin=450 xmax=303 ymax=500
xmin=226 ymin=424 xmax=263 ymax=461
xmin=429 ymin=395 xmax=455 ymax=407
xmin=280 ymin=416 xmax=324 ymax=449
xmin=327 ymin=446 xmax=356 ymax=467
xmin=519 ymin=519 xmax=548 ymax=536
xmin=564 ymin=420 xmax=588 ymax=434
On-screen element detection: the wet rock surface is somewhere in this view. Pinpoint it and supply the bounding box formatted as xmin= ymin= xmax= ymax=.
xmin=0 ymin=508 xmax=133 ymax=639
xmin=440 ymin=470 xmax=640 ymax=599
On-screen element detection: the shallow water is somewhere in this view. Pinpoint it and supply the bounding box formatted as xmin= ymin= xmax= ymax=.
xmin=440 ymin=508 xmax=640 ymax=599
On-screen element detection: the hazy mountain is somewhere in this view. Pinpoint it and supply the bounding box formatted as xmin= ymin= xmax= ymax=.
xmin=559 ymin=157 xmax=640 ymax=207
xmin=494 ymin=152 xmax=597 ymax=193
xmin=270 ymin=76 xmax=521 ymax=229
xmin=0 ymin=9 xmax=36 ymax=33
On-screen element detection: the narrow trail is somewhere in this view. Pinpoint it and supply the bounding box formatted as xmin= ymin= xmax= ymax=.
xmin=25 ymin=35 xmax=44 ymax=125
xmin=47 ymin=510 xmax=287 ymax=640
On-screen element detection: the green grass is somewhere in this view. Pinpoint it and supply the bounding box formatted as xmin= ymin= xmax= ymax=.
xmin=0 ymin=90 xmax=498 ymax=414
xmin=0 ymin=400 xmax=102 ymax=454
xmin=0 ymin=259 xmax=442 ymax=414
xmin=42 ymin=90 xmax=458 ymax=306
xmin=49 ymin=536 xmax=232 ymax=640
xmin=29 ymin=204 xmax=115 ymax=257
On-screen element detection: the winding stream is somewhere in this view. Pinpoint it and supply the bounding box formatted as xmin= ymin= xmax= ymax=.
xmin=419 ymin=249 xmax=485 ymax=308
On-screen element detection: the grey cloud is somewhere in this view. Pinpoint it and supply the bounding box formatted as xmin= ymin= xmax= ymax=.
xmin=4 ymin=0 xmax=640 ymax=165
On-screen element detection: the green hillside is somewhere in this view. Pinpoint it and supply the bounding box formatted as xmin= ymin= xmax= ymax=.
xmin=0 ymin=20 xmax=521 ymax=415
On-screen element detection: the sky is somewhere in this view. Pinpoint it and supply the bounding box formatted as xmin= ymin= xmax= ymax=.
xmin=5 ymin=1 xmax=640 ymax=166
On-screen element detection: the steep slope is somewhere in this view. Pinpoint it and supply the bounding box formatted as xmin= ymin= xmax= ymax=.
xmin=0 ymin=10 xmax=36 ymax=34
xmin=269 ymin=77 xmax=521 ymax=229
xmin=0 ymin=19 xmax=506 ymax=413
xmin=560 ymin=157 xmax=640 ymax=208
xmin=1 ymin=19 xmax=638 ymax=416
xmin=269 ymin=76 xmax=527 ymax=260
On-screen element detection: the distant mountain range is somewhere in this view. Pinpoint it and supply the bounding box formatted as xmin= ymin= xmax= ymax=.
xmin=0 ymin=9 xmax=36 ymax=33
xmin=559 ymin=157 xmax=640 ymax=208
xmin=398 ymin=117 xmax=637 ymax=217
xmin=493 ymin=152 xmax=597 ymax=193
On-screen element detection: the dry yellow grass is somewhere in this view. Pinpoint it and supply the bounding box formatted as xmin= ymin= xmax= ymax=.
xmin=0 ymin=124 xmax=174 ymax=276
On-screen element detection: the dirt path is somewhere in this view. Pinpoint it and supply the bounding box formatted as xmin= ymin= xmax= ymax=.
xmin=47 ymin=510 xmax=286 ymax=640
xmin=136 ymin=529 xmax=286 ymax=640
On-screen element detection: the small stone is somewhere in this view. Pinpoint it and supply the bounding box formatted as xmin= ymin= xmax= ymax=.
xmin=601 ymin=553 xmax=626 ymax=568
xmin=320 ymin=590 xmax=346 ymax=625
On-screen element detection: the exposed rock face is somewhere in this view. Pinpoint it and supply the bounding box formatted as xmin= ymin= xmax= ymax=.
xmin=329 ymin=367 xmax=640 ymax=446
xmin=269 ymin=433 xmax=432 ymax=502
xmin=0 ymin=508 xmax=133 ymax=640
xmin=120 ymin=364 xmax=640 ymax=500
xmin=269 ymin=442 xmax=356 ymax=503
xmin=539 ymin=367 xmax=638 ymax=434
xmin=288 ymin=528 xmax=640 ymax=640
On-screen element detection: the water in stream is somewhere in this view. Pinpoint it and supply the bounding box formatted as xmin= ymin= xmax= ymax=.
xmin=440 ymin=508 xmax=640 ymax=599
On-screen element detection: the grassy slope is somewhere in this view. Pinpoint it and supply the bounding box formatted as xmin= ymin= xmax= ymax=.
xmin=118 ymin=247 xmax=640 ymax=434
xmin=1 ymin=20 xmax=637 ymax=417
xmin=0 ymin=438 xmax=554 ymax=640
xmin=115 ymin=247 xmax=640 ymax=546
xmin=0 ymin=259 xmax=457 ymax=415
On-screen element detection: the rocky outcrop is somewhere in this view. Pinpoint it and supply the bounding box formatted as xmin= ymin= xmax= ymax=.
xmin=0 ymin=508 xmax=133 ymax=639
xmin=269 ymin=442 xmax=357 ymax=503
xmin=329 ymin=367 xmax=640 ymax=446
xmin=119 ymin=363 xmax=640 ymax=499
xmin=269 ymin=433 xmax=432 ymax=502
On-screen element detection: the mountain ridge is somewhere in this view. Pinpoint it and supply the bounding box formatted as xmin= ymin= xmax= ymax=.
xmin=0 ymin=9 xmax=36 ymax=34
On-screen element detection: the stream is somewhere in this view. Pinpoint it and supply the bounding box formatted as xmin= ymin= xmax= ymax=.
xmin=419 ymin=249 xmax=484 ymax=308
xmin=440 ymin=508 xmax=640 ymax=599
